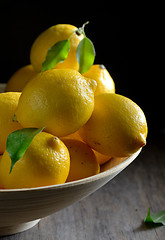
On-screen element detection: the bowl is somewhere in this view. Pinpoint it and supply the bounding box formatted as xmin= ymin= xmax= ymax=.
xmin=0 ymin=149 xmax=141 ymax=236
xmin=0 ymin=84 xmax=141 ymax=236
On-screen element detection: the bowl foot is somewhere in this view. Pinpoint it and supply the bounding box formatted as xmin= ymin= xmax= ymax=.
xmin=0 ymin=219 xmax=40 ymax=236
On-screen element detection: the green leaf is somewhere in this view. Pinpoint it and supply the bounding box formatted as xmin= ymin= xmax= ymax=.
xmin=76 ymin=37 xmax=96 ymax=74
xmin=6 ymin=127 xmax=44 ymax=173
xmin=41 ymin=39 xmax=70 ymax=72
xmin=144 ymin=208 xmax=165 ymax=225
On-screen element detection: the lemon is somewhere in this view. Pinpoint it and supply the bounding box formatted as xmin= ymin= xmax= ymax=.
xmin=93 ymin=150 xmax=111 ymax=165
xmin=101 ymin=156 xmax=127 ymax=173
xmin=30 ymin=24 xmax=84 ymax=72
xmin=83 ymin=64 xmax=115 ymax=95
xmin=0 ymin=155 xmax=3 ymax=189
xmin=63 ymin=130 xmax=110 ymax=165
xmin=0 ymin=132 xmax=70 ymax=189
xmin=15 ymin=69 xmax=97 ymax=137
xmin=5 ymin=65 xmax=37 ymax=92
xmin=61 ymin=130 xmax=83 ymax=141
xmin=61 ymin=138 xmax=100 ymax=182
xmin=0 ymin=92 xmax=22 ymax=154
xmin=79 ymin=93 xmax=147 ymax=157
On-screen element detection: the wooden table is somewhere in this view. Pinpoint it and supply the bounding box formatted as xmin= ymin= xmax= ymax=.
xmin=1 ymin=132 xmax=165 ymax=240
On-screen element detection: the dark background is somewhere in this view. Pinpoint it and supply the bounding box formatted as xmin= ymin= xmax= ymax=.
xmin=0 ymin=3 xmax=163 ymax=138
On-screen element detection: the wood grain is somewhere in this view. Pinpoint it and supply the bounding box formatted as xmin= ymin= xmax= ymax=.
xmin=0 ymin=133 xmax=164 ymax=239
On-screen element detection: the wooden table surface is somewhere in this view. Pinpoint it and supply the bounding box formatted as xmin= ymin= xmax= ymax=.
xmin=1 ymin=132 xmax=165 ymax=240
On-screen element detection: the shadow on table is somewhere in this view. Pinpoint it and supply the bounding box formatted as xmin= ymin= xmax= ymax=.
xmin=133 ymin=221 xmax=163 ymax=233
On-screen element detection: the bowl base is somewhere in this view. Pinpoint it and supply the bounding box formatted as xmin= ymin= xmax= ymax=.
xmin=0 ymin=219 xmax=40 ymax=236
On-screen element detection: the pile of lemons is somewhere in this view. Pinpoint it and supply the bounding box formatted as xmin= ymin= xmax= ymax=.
xmin=0 ymin=24 xmax=147 ymax=189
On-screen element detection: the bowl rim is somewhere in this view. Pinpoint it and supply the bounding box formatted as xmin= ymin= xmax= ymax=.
xmin=0 ymin=149 xmax=141 ymax=193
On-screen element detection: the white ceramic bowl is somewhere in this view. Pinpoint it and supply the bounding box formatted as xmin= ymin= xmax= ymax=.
xmin=0 ymin=84 xmax=141 ymax=236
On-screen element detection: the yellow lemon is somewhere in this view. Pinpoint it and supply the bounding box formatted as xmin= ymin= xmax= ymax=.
xmin=79 ymin=93 xmax=147 ymax=157
xmin=61 ymin=130 xmax=82 ymax=141
xmin=15 ymin=69 xmax=97 ymax=137
xmin=101 ymin=156 xmax=127 ymax=173
xmin=83 ymin=64 xmax=115 ymax=95
xmin=62 ymin=138 xmax=100 ymax=182
xmin=5 ymin=65 xmax=37 ymax=92
xmin=63 ymin=130 xmax=110 ymax=165
xmin=93 ymin=150 xmax=111 ymax=165
xmin=0 ymin=92 xmax=22 ymax=154
xmin=0 ymin=155 xmax=3 ymax=189
xmin=30 ymin=24 xmax=84 ymax=72
xmin=0 ymin=132 xmax=70 ymax=189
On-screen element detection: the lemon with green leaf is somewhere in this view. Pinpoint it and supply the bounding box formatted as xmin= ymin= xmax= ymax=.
xmin=30 ymin=24 xmax=84 ymax=72
xmin=0 ymin=132 xmax=70 ymax=189
xmin=0 ymin=92 xmax=22 ymax=154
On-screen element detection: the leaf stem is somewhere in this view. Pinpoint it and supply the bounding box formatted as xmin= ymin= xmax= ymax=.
xmin=75 ymin=21 xmax=89 ymax=37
